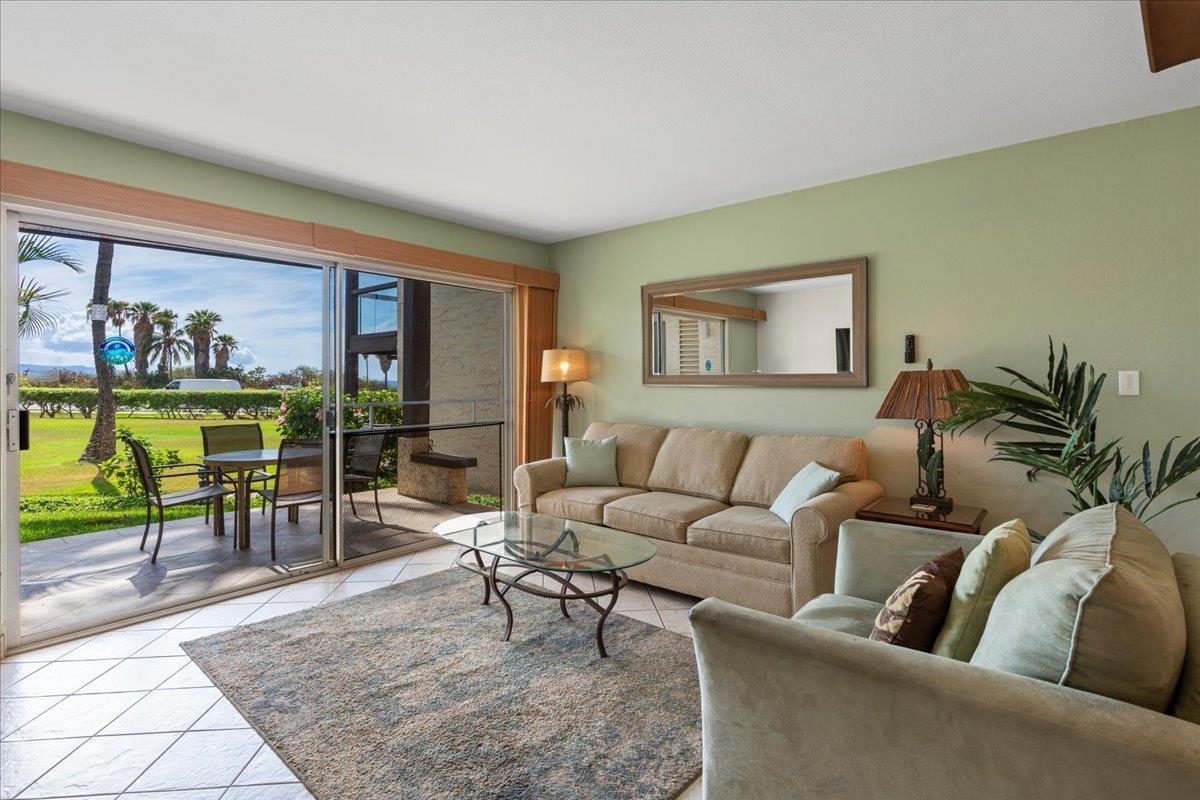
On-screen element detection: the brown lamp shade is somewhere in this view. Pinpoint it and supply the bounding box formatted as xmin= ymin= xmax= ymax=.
xmin=541 ymin=349 xmax=588 ymax=383
xmin=876 ymin=361 xmax=969 ymax=421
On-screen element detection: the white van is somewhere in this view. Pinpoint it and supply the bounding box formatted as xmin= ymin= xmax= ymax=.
xmin=164 ymin=379 xmax=242 ymax=391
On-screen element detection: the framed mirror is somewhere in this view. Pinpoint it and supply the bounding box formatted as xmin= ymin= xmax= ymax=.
xmin=642 ymin=257 xmax=867 ymax=387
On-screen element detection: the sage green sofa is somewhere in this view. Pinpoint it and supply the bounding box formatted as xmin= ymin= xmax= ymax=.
xmin=691 ymin=517 xmax=1200 ymax=800
xmin=514 ymin=421 xmax=882 ymax=615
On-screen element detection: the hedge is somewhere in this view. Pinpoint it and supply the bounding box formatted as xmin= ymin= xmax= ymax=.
xmin=19 ymin=387 xmax=285 ymax=419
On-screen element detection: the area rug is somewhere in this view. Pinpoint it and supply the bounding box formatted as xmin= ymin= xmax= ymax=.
xmin=182 ymin=569 xmax=701 ymax=799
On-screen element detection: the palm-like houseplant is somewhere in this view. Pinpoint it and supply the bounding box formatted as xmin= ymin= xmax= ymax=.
xmin=943 ymin=339 xmax=1199 ymax=523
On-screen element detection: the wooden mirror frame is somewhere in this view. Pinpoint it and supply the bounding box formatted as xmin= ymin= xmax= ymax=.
xmin=641 ymin=256 xmax=868 ymax=387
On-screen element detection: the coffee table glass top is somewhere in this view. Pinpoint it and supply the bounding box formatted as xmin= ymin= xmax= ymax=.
xmin=433 ymin=511 xmax=657 ymax=573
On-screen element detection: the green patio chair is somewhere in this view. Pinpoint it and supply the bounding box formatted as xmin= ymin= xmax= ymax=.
xmin=122 ymin=434 xmax=234 ymax=564
xmin=201 ymin=422 xmax=272 ymax=528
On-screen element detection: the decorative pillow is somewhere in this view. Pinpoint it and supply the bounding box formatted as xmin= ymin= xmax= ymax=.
xmin=932 ymin=519 xmax=1032 ymax=661
xmin=768 ymin=461 xmax=841 ymax=522
xmin=1171 ymin=553 xmax=1200 ymax=724
xmin=870 ymin=548 xmax=964 ymax=651
xmin=563 ymin=436 xmax=618 ymax=487
xmin=970 ymin=504 xmax=1186 ymax=711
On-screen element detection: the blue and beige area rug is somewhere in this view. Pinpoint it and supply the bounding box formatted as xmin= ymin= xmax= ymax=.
xmin=182 ymin=569 xmax=701 ymax=800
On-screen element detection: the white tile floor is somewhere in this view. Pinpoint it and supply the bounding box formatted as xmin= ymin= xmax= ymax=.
xmin=2 ymin=543 xmax=703 ymax=800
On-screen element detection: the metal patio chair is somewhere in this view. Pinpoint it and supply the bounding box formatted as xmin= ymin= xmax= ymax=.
xmin=261 ymin=439 xmax=326 ymax=561
xmin=344 ymin=430 xmax=387 ymax=523
xmin=201 ymin=422 xmax=272 ymax=528
xmin=122 ymin=434 xmax=234 ymax=564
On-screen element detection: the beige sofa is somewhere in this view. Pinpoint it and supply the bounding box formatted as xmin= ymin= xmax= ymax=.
xmin=513 ymin=421 xmax=883 ymax=615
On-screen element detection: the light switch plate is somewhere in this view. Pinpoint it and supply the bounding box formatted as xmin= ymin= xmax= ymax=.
xmin=1118 ymin=370 xmax=1140 ymax=396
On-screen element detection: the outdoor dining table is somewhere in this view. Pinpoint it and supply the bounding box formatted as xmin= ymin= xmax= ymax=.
xmin=202 ymin=447 xmax=322 ymax=549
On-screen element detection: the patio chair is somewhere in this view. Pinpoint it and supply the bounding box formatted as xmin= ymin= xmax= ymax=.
xmin=262 ymin=439 xmax=326 ymax=561
xmin=201 ymin=423 xmax=271 ymax=527
xmin=344 ymin=430 xmax=387 ymax=523
xmin=122 ymin=434 xmax=235 ymax=564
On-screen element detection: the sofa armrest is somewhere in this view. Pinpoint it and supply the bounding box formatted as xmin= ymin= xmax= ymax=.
xmin=787 ymin=479 xmax=883 ymax=611
xmin=834 ymin=519 xmax=985 ymax=603
xmin=513 ymin=457 xmax=567 ymax=511
xmin=691 ymin=598 xmax=1200 ymax=800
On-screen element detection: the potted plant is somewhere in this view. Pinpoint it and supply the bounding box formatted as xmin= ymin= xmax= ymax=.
xmin=943 ymin=339 xmax=1199 ymax=523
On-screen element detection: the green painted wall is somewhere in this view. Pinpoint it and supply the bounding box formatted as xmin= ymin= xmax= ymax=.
xmin=0 ymin=111 xmax=550 ymax=268
xmin=551 ymin=107 xmax=1200 ymax=552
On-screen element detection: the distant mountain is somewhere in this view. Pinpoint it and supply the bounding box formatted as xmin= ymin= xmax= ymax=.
xmin=20 ymin=364 xmax=96 ymax=378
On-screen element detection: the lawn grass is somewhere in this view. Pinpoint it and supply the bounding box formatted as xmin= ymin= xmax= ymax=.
xmin=19 ymin=414 xmax=280 ymax=542
xmin=20 ymin=414 xmax=282 ymax=496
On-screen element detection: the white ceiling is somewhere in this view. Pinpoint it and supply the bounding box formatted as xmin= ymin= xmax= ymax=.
xmin=1 ymin=1 xmax=1197 ymax=244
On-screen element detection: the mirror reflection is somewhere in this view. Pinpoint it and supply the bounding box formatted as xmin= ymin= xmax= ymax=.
xmin=642 ymin=257 xmax=866 ymax=387
xmin=652 ymin=275 xmax=854 ymax=376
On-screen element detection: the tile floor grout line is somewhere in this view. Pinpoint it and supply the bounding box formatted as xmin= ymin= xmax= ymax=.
xmin=5 ymin=733 xmax=90 ymax=800
xmin=225 ymin=742 xmax=266 ymax=789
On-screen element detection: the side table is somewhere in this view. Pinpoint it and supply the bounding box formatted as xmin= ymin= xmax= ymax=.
xmin=856 ymin=496 xmax=987 ymax=535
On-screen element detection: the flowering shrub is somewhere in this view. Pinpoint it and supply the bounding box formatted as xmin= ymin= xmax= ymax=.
xmin=275 ymin=386 xmax=403 ymax=440
xmin=276 ymin=386 xmax=326 ymax=440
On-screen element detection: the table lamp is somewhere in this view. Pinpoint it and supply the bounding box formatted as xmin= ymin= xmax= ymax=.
xmin=541 ymin=349 xmax=588 ymax=445
xmin=876 ymin=359 xmax=969 ymax=511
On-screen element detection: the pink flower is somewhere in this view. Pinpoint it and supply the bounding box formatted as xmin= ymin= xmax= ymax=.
xmin=280 ymin=403 xmax=288 ymax=412
xmin=315 ymin=409 xmax=324 ymax=420
xmin=276 ymin=416 xmax=286 ymax=425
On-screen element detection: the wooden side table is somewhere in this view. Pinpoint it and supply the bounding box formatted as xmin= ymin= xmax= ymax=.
xmin=856 ymin=497 xmax=987 ymax=535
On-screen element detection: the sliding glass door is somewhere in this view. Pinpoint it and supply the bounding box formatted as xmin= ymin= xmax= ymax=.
xmin=3 ymin=213 xmax=335 ymax=646
xmin=337 ymin=266 xmax=508 ymax=562
xmin=0 ymin=210 xmax=514 ymax=650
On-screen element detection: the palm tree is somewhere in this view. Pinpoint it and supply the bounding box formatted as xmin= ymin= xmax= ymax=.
xmin=17 ymin=277 xmax=71 ymax=339
xmin=106 ymin=300 xmax=130 ymax=335
xmin=129 ymin=301 xmax=159 ymax=381
xmin=16 ymin=233 xmax=84 ymax=339
xmin=80 ymin=241 xmax=116 ymax=463
xmin=212 ymin=333 xmax=239 ymax=371
xmin=149 ymin=312 xmax=193 ymax=380
xmin=184 ymin=309 xmax=222 ymax=377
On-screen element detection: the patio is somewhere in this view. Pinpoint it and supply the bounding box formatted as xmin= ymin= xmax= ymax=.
xmin=18 ymin=491 xmax=494 ymax=641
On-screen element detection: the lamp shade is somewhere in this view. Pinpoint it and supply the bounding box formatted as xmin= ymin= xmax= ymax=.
xmin=541 ymin=349 xmax=589 ymax=383
xmin=875 ymin=360 xmax=969 ymax=421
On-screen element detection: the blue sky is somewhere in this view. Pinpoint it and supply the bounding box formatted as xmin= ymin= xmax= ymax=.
xmin=20 ymin=236 xmax=325 ymax=372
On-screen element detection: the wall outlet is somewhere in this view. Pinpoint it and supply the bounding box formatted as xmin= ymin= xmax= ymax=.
xmin=1118 ymin=370 xmax=1140 ymax=396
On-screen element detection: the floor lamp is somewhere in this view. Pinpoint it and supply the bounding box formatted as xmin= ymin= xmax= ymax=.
xmin=541 ymin=349 xmax=588 ymax=448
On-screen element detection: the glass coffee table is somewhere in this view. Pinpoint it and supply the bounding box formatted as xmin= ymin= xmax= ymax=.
xmin=433 ymin=511 xmax=658 ymax=658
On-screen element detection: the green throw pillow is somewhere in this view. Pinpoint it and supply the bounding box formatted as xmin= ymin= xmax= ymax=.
xmin=768 ymin=461 xmax=841 ymax=522
xmin=932 ymin=519 xmax=1031 ymax=661
xmin=563 ymin=436 xmax=619 ymax=487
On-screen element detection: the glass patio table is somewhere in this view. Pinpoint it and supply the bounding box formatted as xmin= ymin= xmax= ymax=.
xmin=433 ymin=511 xmax=658 ymax=658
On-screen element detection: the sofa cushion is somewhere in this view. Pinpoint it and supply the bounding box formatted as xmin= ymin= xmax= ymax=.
xmin=792 ymin=593 xmax=883 ymax=638
xmin=971 ymin=504 xmax=1186 ymax=711
xmin=647 ymin=427 xmax=749 ymax=502
xmin=870 ymin=548 xmax=964 ymax=651
xmin=535 ymin=486 xmax=645 ymax=525
xmin=604 ymin=491 xmax=728 ymax=543
xmin=563 ymin=436 xmax=618 ymax=487
xmin=687 ymin=506 xmax=791 ymax=563
xmin=768 ymin=461 xmax=842 ymax=522
xmin=1170 ymin=552 xmax=1200 ymax=724
xmin=583 ymin=421 xmax=669 ymax=489
xmin=932 ymin=519 xmax=1032 ymax=662
xmin=730 ymin=434 xmax=869 ymax=507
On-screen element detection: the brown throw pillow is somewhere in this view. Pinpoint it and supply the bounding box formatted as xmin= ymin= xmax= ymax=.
xmin=870 ymin=548 xmax=965 ymax=651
